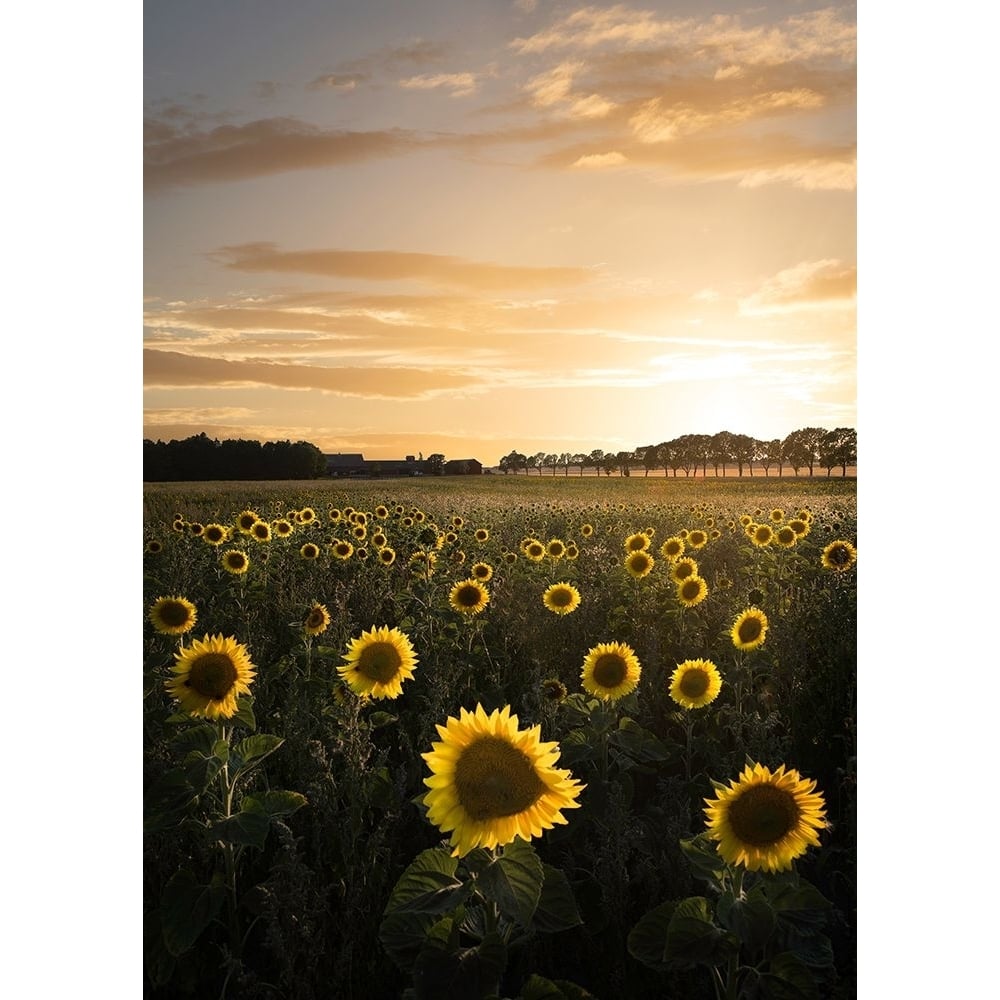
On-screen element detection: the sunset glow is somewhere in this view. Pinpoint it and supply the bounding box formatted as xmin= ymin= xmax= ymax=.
xmin=144 ymin=1 xmax=856 ymax=464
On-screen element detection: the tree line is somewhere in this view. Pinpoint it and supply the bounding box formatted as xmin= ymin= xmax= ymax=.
xmin=497 ymin=427 xmax=857 ymax=477
xmin=144 ymin=434 xmax=328 ymax=481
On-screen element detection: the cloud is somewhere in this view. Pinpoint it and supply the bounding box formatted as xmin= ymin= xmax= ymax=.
xmin=144 ymin=407 xmax=258 ymax=425
xmin=143 ymin=349 xmax=481 ymax=399
xmin=739 ymin=259 xmax=857 ymax=315
xmin=144 ymin=117 xmax=424 ymax=190
xmin=571 ymin=151 xmax=627 ymax=168
xmin=399 ymin=72 xmax=479 ymax=97
xmin=211 ymin=242 xmax=596 ymax=291
xmin=307 ymin=72 xmax=367 ymax=91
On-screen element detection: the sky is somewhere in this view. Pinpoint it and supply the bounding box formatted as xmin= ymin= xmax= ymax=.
xmin=144 ymin=0 xmax=857 ymax=464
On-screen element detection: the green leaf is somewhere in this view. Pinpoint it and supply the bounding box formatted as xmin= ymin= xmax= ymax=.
xmin=212 ymin=811 xmax=271 ymax=849
xmin=477 ymin=837 xmax=544 ymax=928
xmin=232 ymin=696 xmax=256 ymax=731
xmin=664 ymin=897 xmax=736 ymax=968
xmin=159 ymin=869 xmax=225 ymax=957
xmin=521 ymin=975 xmax=565 ymax=1000
xmin=679 ymin=835 xmax=727 ymax=882
xmin=533 ymin=864 xmax=583 ymax=933
xmin=368 ymin=711 xmax=398 ymax=729
xmin=610 ymin=718 xmax=671 ymax=763
xmin=234 ymin=734 xmax=284 ymax=769
xmin=212 ymin=739 xmax=230 ymax=762
xmin=412 ymin=928 xmax=507 ymax=1000
xmin=366 ymin=766 xmax=397 ymax=810
xmin=717 ymin=889 xmax=776 ymax=954
xmin=384 ymin=848 xmax=462 ymax=915
xmin=242 ymin=790 xmax=308 ymax=818
xmin=169 ymin=724 xmax=218 ymax=756
xmin=627 ymin=900 xmax=677 ymax=971
xmin=759 ymin=952 xmax=822 ymax=1000
xmin=768 ymin=880 xmax=832 ymax=928
xmin=556 ymin=729 xmax=594 ymax=767
xmin=183 ymin=751 xmax=223 ymax=794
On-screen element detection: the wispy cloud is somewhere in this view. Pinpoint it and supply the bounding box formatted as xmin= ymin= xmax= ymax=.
xmin=211 ymin=242 xmax=597 ymax=291
xmin=739 ymin=259 xmax=857 ymax=315
xmin=399 ymin=72 xmax=479 ymax=97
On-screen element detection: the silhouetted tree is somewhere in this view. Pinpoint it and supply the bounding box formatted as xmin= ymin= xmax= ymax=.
xmin=426 ymin=453 xmax=445 ymax=476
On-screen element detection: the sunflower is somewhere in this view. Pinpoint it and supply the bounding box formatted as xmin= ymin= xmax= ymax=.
xmin=822 ymin=540 xmax=858 ymax=572
xmin=475 ymin=528 xmax=490 ymax=543
xmin=687 ymin=529 xmax=708 ymax=550
xmin=332 ymin=540 xmax=354 ymax=561
xmin=565 ymin=543 xmax=579 ymax=560
xmin=414 ymin=510 xmax=427 ymax=523
xmin=669 ymin=659 xmax=722 ymax=709
xmin=450 ymin=549 xmax=467 ymax=566
xmin=371 ymin=531 xmax=387 ymax=549
xmin=452 ymin=516 xmax=465 ymax=529
xmin=149 ymin=595 xmax=198 ymax=636
xmin=298 ymin=507 xmax=317 ymax=524
xmin=188 ymin=522 xmax=205 ymax=537
xmin=625 ymin=550 xmax=654 ymax=579
xmin=739 ymin=514 xmax=753 ymax=528
xmin=449 ymin=579 xmax=491 ymax=616
xmin=580 ymin=523 xmax=594 ymax=537
xmin=660 ymin=536 xmax=685 ymax=561
xmin=378 ymin=546 xmax=396 ymax=566
xmin=409 ymin=550 xmax=437 ymax=578
xmin=731 ymin=607 xmax=769 ymax=651
xmin=401 ymin=516 xmax=414 ymax=528
xmin=751 ymin=524 xmax=774 ymax=547
xmin=581 ymin=641 xmax=641 ymax=700
xmin=524 ymin=540 xmax=546 ymax=562
xmin=471 ymin=562 xmax=494 ymax=582
xmin=250 ymin=520 xmax=272 ymax=542
xmin=624 ymin=532 xmax=651 ymax=553
xmin=677 ymin=575 xmax=709 ymax=608
xmin=145 ymin=539 xmax=163 ymax=554
xmin=769 ymin=508 xmax=785 ymax=524
xmin=542 ymin=582 xmax=581 ymax=616
xmin=542 ymin=678 xmax=568 ymax=702
xmin=338 ymin=626 xmax=418 ymax=700
xmin=546 ymin=538 xmax=566 ymax=560
xmin=300 ymin=542 xmax=321 ymax=560
xmin=329 ymin=508 xmax=342 ymax=523
xmin=503 ymin=551 xmax=518 ymax=565
xmin=775 ymin=526 xmax=797 ymax=548
xmin=703 ymin=762 xmax=827 ymax=872
xmin=788 ymin=518 xmax=811 ymax=538
xmin=422 ymin=704 xmax=585 ymax=857
xmin=304 ymin=602 xmax=331 ymax=636
xmin=202 ymin=523 xmax=229 ymax=546
xmin=221 ymin=549 xmax=250 ymax=575
xmin=236 ymin=510 xmax=260 ymax=533
xmin=670 ymin=557 xmax=699 ymax=583
xmin=375 ymin=505 xmax=389 ymax=519
xmin=165 ymin=634 xmax=256 ymax=719
xmin=172 ymin=520 xmax=187 ymax=533
xmin=274 ymin=519 xmax=294 ymax=538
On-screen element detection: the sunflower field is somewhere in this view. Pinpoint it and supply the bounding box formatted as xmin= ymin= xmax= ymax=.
xmin=143 ymin=476 xmax=856 ymax=1000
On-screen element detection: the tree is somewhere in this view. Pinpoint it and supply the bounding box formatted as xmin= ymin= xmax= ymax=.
xmin=572 ymin=453 xmax=587 ymax=476
xmin=731 ymin=434 xmax=756 ymax=477
xmin=589 ymin=449 xmax=605 ymax=476
xmin=426 ymin=453 xmax=445 ymax=476
xmin=559 ymin=452 xmax=572 ymax=476
xmin=545 ymin=453 xmax=559 ymax=475
xmin=710 ymin=431 xmax=735 ymax=477
xmin=757 ymin=439 xmax=783 ymax=477
xmin=602 ymin=453 xmax=619 ymax=476
xmin=532 ymin=451 xmax=548 ymax=475
xmin=616 ymin=450 xmax=633 ymax=476
xmin=820 ymin=428 xmax=857 ymax=477
xmin=640 ymin=444 xmax=661 ymax=477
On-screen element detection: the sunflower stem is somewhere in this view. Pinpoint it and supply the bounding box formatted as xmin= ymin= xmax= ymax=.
xmin=217 ymin=721 xmax=242 ymax=954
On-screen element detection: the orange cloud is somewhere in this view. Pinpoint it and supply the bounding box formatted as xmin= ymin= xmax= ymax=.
xmin=739 ymin=260 xmax=857 ymax=315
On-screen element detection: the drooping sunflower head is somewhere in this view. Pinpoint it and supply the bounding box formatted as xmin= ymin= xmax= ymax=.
xmin=338 ymin=625 xmax=418 ymax=700
xmin=471 ymin=561 xmax=494 ymax=582
xmin=687 ymin=529 xmax=708 ymax=550
xmin=542 ymin=678 xmax=568 ymax=702
xmin=670 ymin=557 xmax=699 ymax=583
xmin=822 ymin=540 xmax=858 ymax=572
xmin=378 ymin=546 xmax=396 ymax=566
xmin=581 ymin=641 xmax=641 ymax=700
xmin=731 ymin=607 xmax=769 ymax=650
xmin=149 ymin=595 xmax=198 ymax=636
xmin=660 ymin=536 xmax=685 ymax=561
xmin=546 ymin=538 xmax=566 ymax=560
xmin=304 ymin=602 xmax=331 ymax=636
xmin=202 ymin=523 xmax=229 ymax=546
xmin=221 ymin=549 xmax=250 ymax=575
xmin=165 ymin=633 xmax=256 ymax=719
xmin=449 ymin=579 xmax=491 ymax=616
xmin=542 ymin=582 xmax=581 ymax=616
xmin=300 ymin=542 xmax=321 ymax=560
xmin=236 ymin=510 xmax=260 ymax=533
xmin=422 ymin=704 xmax=584 ymax=857
xmin=625 ymin=550 xmax=654 ymax=579
xmin=624 ymin=532 xmax=652 ymax=553
xmin=704 ymin=762 xmax=827 ymax=872
xmin=751 ymin=524 xmax=774 ymax=547
xmin=677 ymin=575 xmax=709 ymax=608
xmin=669 ymin=659 xmax=722 ymax=709
xmin=332 ymin=540 xmax=354 ymax=561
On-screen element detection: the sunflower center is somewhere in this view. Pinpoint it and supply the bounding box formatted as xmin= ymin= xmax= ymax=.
xmin=356 ymin=642 xmax=402 ymax=683
xmin=228 ymin=553 xmax=246 ymax=568
xmin=593 ymin=653 xmax=627 ymax=688
xmin=549 ymin=588 xmax=573 ymax=607
xmin=681 ymin=579 xmax=700 ymax=600
xmin=454 ymin=736 xmax=546 ymax=820
xmin=305 ymin=609 xmax=325 ymax=629
xmin=676 ymin=564 xmax=694 ymax=580
xmin=456 ymin=584 xmax=483 ymax=608
xmin=829 ymin=545 xmax=850 ymax=565
xmin=679 ymin=668 xmax=710 ymax=698
xmin=187 ymin=653 xmax=238 ymax=700
xmin=727 ymin=784 xmax=800 ymax=846
xmin=159 ymin=601 xmax=192 ymax=627
xmin=738 ymin=617 xmax=763 ymax=643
